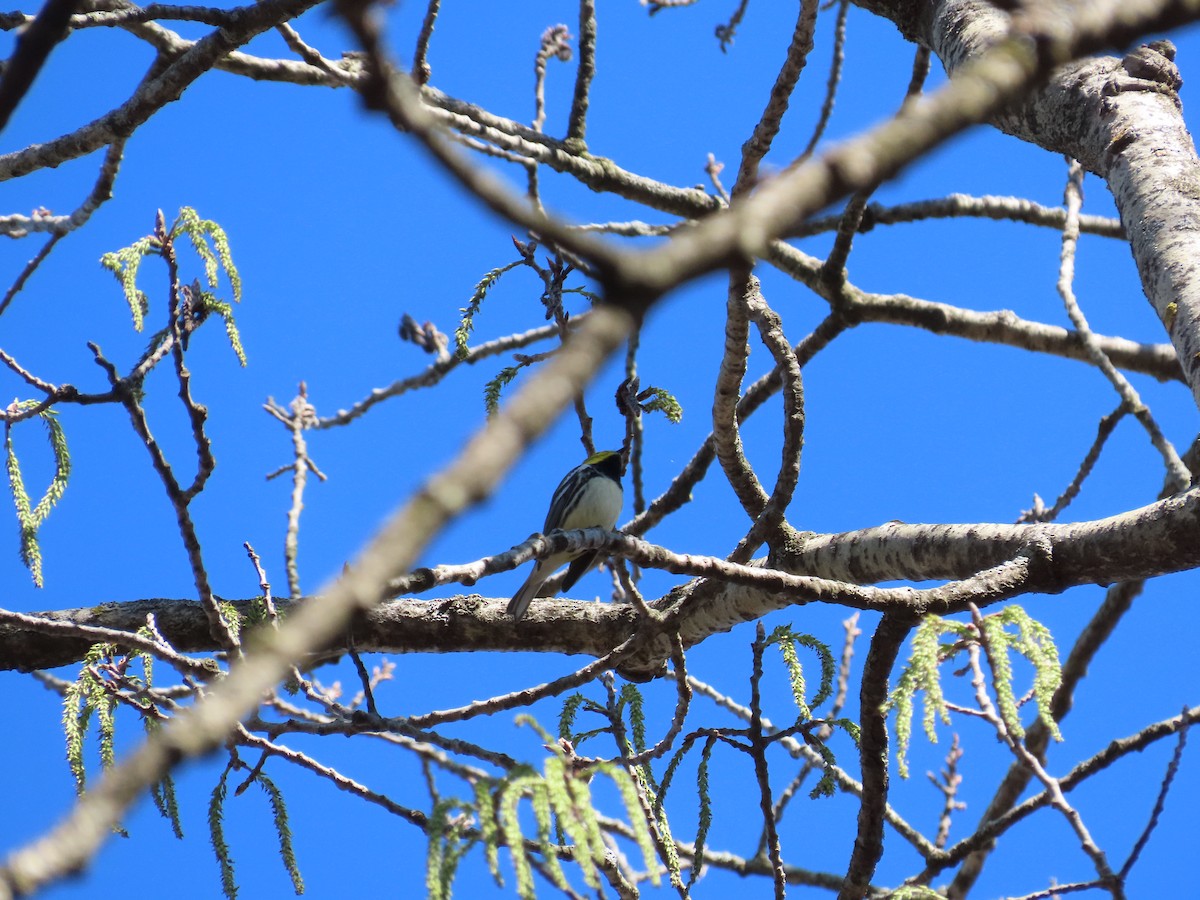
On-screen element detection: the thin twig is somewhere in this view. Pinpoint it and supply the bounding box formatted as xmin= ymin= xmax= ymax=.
xmin=730 ymin=0 xmax=819 ymax=199
xmin=1056 ymin=158 xmax=1188 ymax=491
xmin=1118 ymin=706 xmax=1190 ymax=879
xmin=968 ymin=604 xmax=1120 ymax=894
xmin=820 ymin=43 xmax=931 ymax=291
xmin=797 ymin=0 xmax=850 ymax=160
xmin=1018 ymin=404 xmax=1128 ymax=523
xmin=750 ymin=624 xmax=787 ymax=899
xmin=348 ymin=641 xmax=379 ymax=718
xmin=266 ymin=385 xmax=323 ymax=599
xmin=785 ymin=192 xmax=1126 ymax=240
xmin=567 ymin=0 xmax=596 ymax=143
xmin=601 ymin=672 xmax=688 ymax=897
xmin=411 ymin=0 xmax=440 ymax=85
xmin=90 ymin=322 xmax=237 ymax=654
xmin=0 ymin=234 xmax=60 ymax=318
xmin=927 ymin=734 xmax=966 ymax=849
xmin=242 ymin=541 xmax=277 ymax=623
xmin=768 ymin=613 xmax=861 ymax=837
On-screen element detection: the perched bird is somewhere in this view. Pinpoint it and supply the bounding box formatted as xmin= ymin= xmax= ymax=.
xmin=507 ymin=450 xmax=624 ymax=621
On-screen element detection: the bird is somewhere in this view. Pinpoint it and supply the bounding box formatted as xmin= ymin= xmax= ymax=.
xmin=507 ymin=449 xmax=624 ymax=621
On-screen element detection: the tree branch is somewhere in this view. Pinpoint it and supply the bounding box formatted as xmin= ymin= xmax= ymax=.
xmin=839 ymin=615 xmax=912 ymax=899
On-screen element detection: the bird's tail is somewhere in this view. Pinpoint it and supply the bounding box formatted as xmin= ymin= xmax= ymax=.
xmin=507 ymin=572 xmax=542 ymax=621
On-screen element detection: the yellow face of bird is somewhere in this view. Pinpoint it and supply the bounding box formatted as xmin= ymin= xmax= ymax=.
xmin=583 ymin=450 xmax=619 ymax=466
xmin=582 ymin=450 xmax=624 ymax=482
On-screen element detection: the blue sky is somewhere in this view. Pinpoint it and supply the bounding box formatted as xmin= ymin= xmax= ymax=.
xmin=2 ymin=2 xmax=1198 ymax=897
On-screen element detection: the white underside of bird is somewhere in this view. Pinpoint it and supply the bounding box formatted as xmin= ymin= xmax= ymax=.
xmin=506 ymin=473 xmax=623 ymax=621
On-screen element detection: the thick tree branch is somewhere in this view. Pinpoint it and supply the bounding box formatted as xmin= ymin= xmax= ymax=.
xmin=7 ymin=484 xmax=1200 ymax=670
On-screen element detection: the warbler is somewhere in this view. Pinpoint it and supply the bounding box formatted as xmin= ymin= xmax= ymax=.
xmin=507 ymin=450 xmax=624 ymax=621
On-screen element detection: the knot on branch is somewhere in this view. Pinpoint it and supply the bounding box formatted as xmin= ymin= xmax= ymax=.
xmin=1019 ymin=535 xmax=1057 ymax=590
xmin=1120 ymin=39 xmax=1182 ymax=92
xmin=1102 ymin=39 xmax=1183 ymax=122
